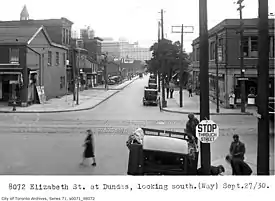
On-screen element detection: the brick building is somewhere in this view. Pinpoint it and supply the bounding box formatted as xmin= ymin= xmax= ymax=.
xmin=0 ymin=26 xmax=68 ymax=106
xmin=192 ymin=18 xmax=274 ymax=108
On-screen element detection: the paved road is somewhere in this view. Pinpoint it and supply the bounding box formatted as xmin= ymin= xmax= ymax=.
xmin=0 ymin=75 xmax=273 ymax=175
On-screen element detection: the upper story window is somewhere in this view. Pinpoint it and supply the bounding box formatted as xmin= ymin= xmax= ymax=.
xmin=62 ymin=28 xmax=66 ymax=45
xmin=209 ymin=41 xmax=215 ymax=61
xmin=48 ymin=51 xmax=52 ymax=66
xmin=10 ymin=48 xmax=19 ymax=64
xmin=56 ymin=52 xmax=60 ymax=65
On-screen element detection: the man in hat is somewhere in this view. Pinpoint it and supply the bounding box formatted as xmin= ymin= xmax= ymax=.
xmin=186 ymin=113 xmax=200 ymax=144
xmin=229 ymin=134 xmax=246 ymax=160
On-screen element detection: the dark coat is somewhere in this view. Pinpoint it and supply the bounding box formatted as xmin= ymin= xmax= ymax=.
xmin=231 ymin=159 xmax=252 ymax=175
xmin=230 ymin=141 xmax=246 ymax=160
xmin=84 ymin=135 xmax=95 ymax=158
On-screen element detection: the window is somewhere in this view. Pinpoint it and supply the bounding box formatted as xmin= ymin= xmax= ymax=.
xmin=250 ymin=36 xmax=258 ymax=58
xmin=10 ymin=48 xmax=19 ymax=63
xmin=56 ymin=52 xmax=60 ymax=65
xmin=196 ymin=47 xmax=200 ymax=61
xmin=270 ymin=36 xmax=274 ymax=58
xmin=60 ymin=76 xmax=65 ymax=89
xmin=62 ymin=28 xmax=66 ymax=44
xmin=242 ymin=37 xmax=249 ymax=57
xmin=63 ymin=53 xmax=66 ymax=66
xmin=48 ymin=51 xmax=52 ymax=66
xmin=209 ymin=41 xmax=215 ymax=60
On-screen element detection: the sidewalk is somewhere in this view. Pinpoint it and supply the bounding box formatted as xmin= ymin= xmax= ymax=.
xmin=0 ymin=76 xmax=139 ymax=113
xmin=162 ymin=90 xmax=256 ymax=116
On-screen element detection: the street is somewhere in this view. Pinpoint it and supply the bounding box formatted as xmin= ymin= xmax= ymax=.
xmin=0 ymin=75 xmax=273 ymax=175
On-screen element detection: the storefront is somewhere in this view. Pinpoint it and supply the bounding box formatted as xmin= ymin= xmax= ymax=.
xmin=0 ymin=71 xmax=23 ymax=105
xmin=233 ymin=75 xmax=274 ymax=105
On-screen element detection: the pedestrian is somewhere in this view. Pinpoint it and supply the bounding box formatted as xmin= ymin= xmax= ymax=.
xmin=166 ymin=87 xmax=170 ymax=99
xmin=170 ymin=88 xmax=174 ymax=98
xmin=225 ymin=155 xmax=252 ymax=175
xmin=185 ymin=113 xmax=200 ymax=144
xmin=197 ymin=165 xmax=225 ymax=175
xmin=229 ymin=91 xmax=235 ymax=108
xmin=80 ymin=129 xmax=96 ymax=166
xmin=188 ymin=85 xmax=193 ymax=97
xmin=229 ymin=134 xmax=246 ymax=160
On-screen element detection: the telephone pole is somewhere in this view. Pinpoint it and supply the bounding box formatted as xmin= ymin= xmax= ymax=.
xmin=257 ymin=0 xmax=270 ymax=175
xmin=76 ymin=49 xmax=80 ymax=105
xmin=199 ymin=0 xmax=211 ymax=175
xmin=237 ymin=0 xmax=246 ymax=112
xmin=158 ymin=21 xmax=161 ymax=92
xmin=215 ymin=33 xmax=220 ymax=113
xmin=171 ymin=25 xmax=194 ymax=107
xmin=160 ymin=9 xmax=167 ymax=108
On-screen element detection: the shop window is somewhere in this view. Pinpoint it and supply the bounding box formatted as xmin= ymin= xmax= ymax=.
xmin=10 ymin=48 xmax=19 ymax=64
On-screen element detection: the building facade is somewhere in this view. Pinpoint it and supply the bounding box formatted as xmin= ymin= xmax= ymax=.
xmin=192 ymin=18 xmax=274 ymax=108
xmin=0 ymin=26 xmax=67 ymax=106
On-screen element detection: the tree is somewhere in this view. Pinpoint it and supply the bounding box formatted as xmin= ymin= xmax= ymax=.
xmin=148 ymin=39 xmax=190 ymax=84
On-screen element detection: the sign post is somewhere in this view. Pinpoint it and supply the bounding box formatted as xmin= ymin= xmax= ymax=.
xmin=196 ymin=120 xmax=219 ymax=143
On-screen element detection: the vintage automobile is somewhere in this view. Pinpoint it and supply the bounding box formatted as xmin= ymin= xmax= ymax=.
xmin=127 ymin=128 xmax=199 ymax=175
xmin=139 ymin=73 xmax=143 ymax=78
xmin=148 ymin=83 xmax=157 ymax=90
xmin=148 ymin=78 xmax=157 ymax=85
xmin=143 ymin=88 xmax=158 ymax=106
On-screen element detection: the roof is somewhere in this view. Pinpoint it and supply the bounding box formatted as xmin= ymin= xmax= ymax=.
xmin=0 ymin=26 xmax=40 ymax=44
xmin=143 ymin=135 xmax=188 ymax=154
xmin=0 ymin=18 xmax=73 ymax=27
xmin=192 ymin=18 xmax=275 ymax=45
xmin=0 ymin=26 xmax=68 ymax=50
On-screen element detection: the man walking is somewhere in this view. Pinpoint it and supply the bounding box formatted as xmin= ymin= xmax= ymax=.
xmin=188 ymin=85 xmax=193 ymax=97
xmin=229 ymin=134 xmax=246 ymax=160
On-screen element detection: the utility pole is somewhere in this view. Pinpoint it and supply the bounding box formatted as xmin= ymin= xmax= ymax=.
xmin=215 ymin=33 xmax=220 ymax=113
xmin=179 ymin=24 xmax=183 ymax=108
xmin=160 ymin=9 xmax=167 ymax=108
xmin=199 ymin=0 xmax=211 ymax=175
xmin=72 ymin=49 xmax=76 ymax=102
xmin=257 ymin=0 xmax=270 ymax=175
xmin=76 ymin=49 xmax=80 ymax=105
xmin=171 ymin=25 xmax=194 ymax=107
xmin=158 ymin=21 xmax=161 ymax=93
xmin=237 ymin=0 xmax=246 ymax=112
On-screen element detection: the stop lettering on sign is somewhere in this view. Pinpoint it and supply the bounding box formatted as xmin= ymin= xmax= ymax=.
xmin=196 ymin=121 xmax=219 ymax=143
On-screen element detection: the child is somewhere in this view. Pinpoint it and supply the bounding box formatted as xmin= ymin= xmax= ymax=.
xmin=80 ymin=129 xmax=96 ymax=166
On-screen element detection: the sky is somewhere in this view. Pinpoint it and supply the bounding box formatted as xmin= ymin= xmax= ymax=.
xmin=0 ymin=0 xmax=274 ymax=52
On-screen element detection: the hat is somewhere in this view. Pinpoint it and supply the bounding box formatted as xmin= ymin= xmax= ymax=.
xmin=217 ymin=165 xmax=225 ymax=172
xmin=233 ymin=134 xmax=239 ymax=139
xmin=188 ymin=113 xmax=194 ymax=119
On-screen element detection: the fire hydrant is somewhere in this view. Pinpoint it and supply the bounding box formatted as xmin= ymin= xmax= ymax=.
xmin=12 ymin=101 xmax=16 ymax=111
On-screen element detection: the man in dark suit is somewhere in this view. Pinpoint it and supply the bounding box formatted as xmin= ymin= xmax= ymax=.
xmin=225 ymin=155 xmax=252 ymax=175
xmin=230 ymin=134 xmax=246 ymax=160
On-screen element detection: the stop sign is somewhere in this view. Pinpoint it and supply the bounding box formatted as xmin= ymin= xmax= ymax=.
xmin=196 ymin=120 xmax=219 ymax=143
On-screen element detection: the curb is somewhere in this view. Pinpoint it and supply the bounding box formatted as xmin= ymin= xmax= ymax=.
xmin=162 ymin=108 xmax=254 ymax=116
xmin=0 ymin=77 xmax=138 ymax=114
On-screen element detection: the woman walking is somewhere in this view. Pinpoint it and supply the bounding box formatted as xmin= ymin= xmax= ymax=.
xmin=80 ymin=129 xmax=96 ymax=166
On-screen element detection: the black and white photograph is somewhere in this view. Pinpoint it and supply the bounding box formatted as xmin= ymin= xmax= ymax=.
xmin=0 ymin=0 xmax=274 ymax=176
